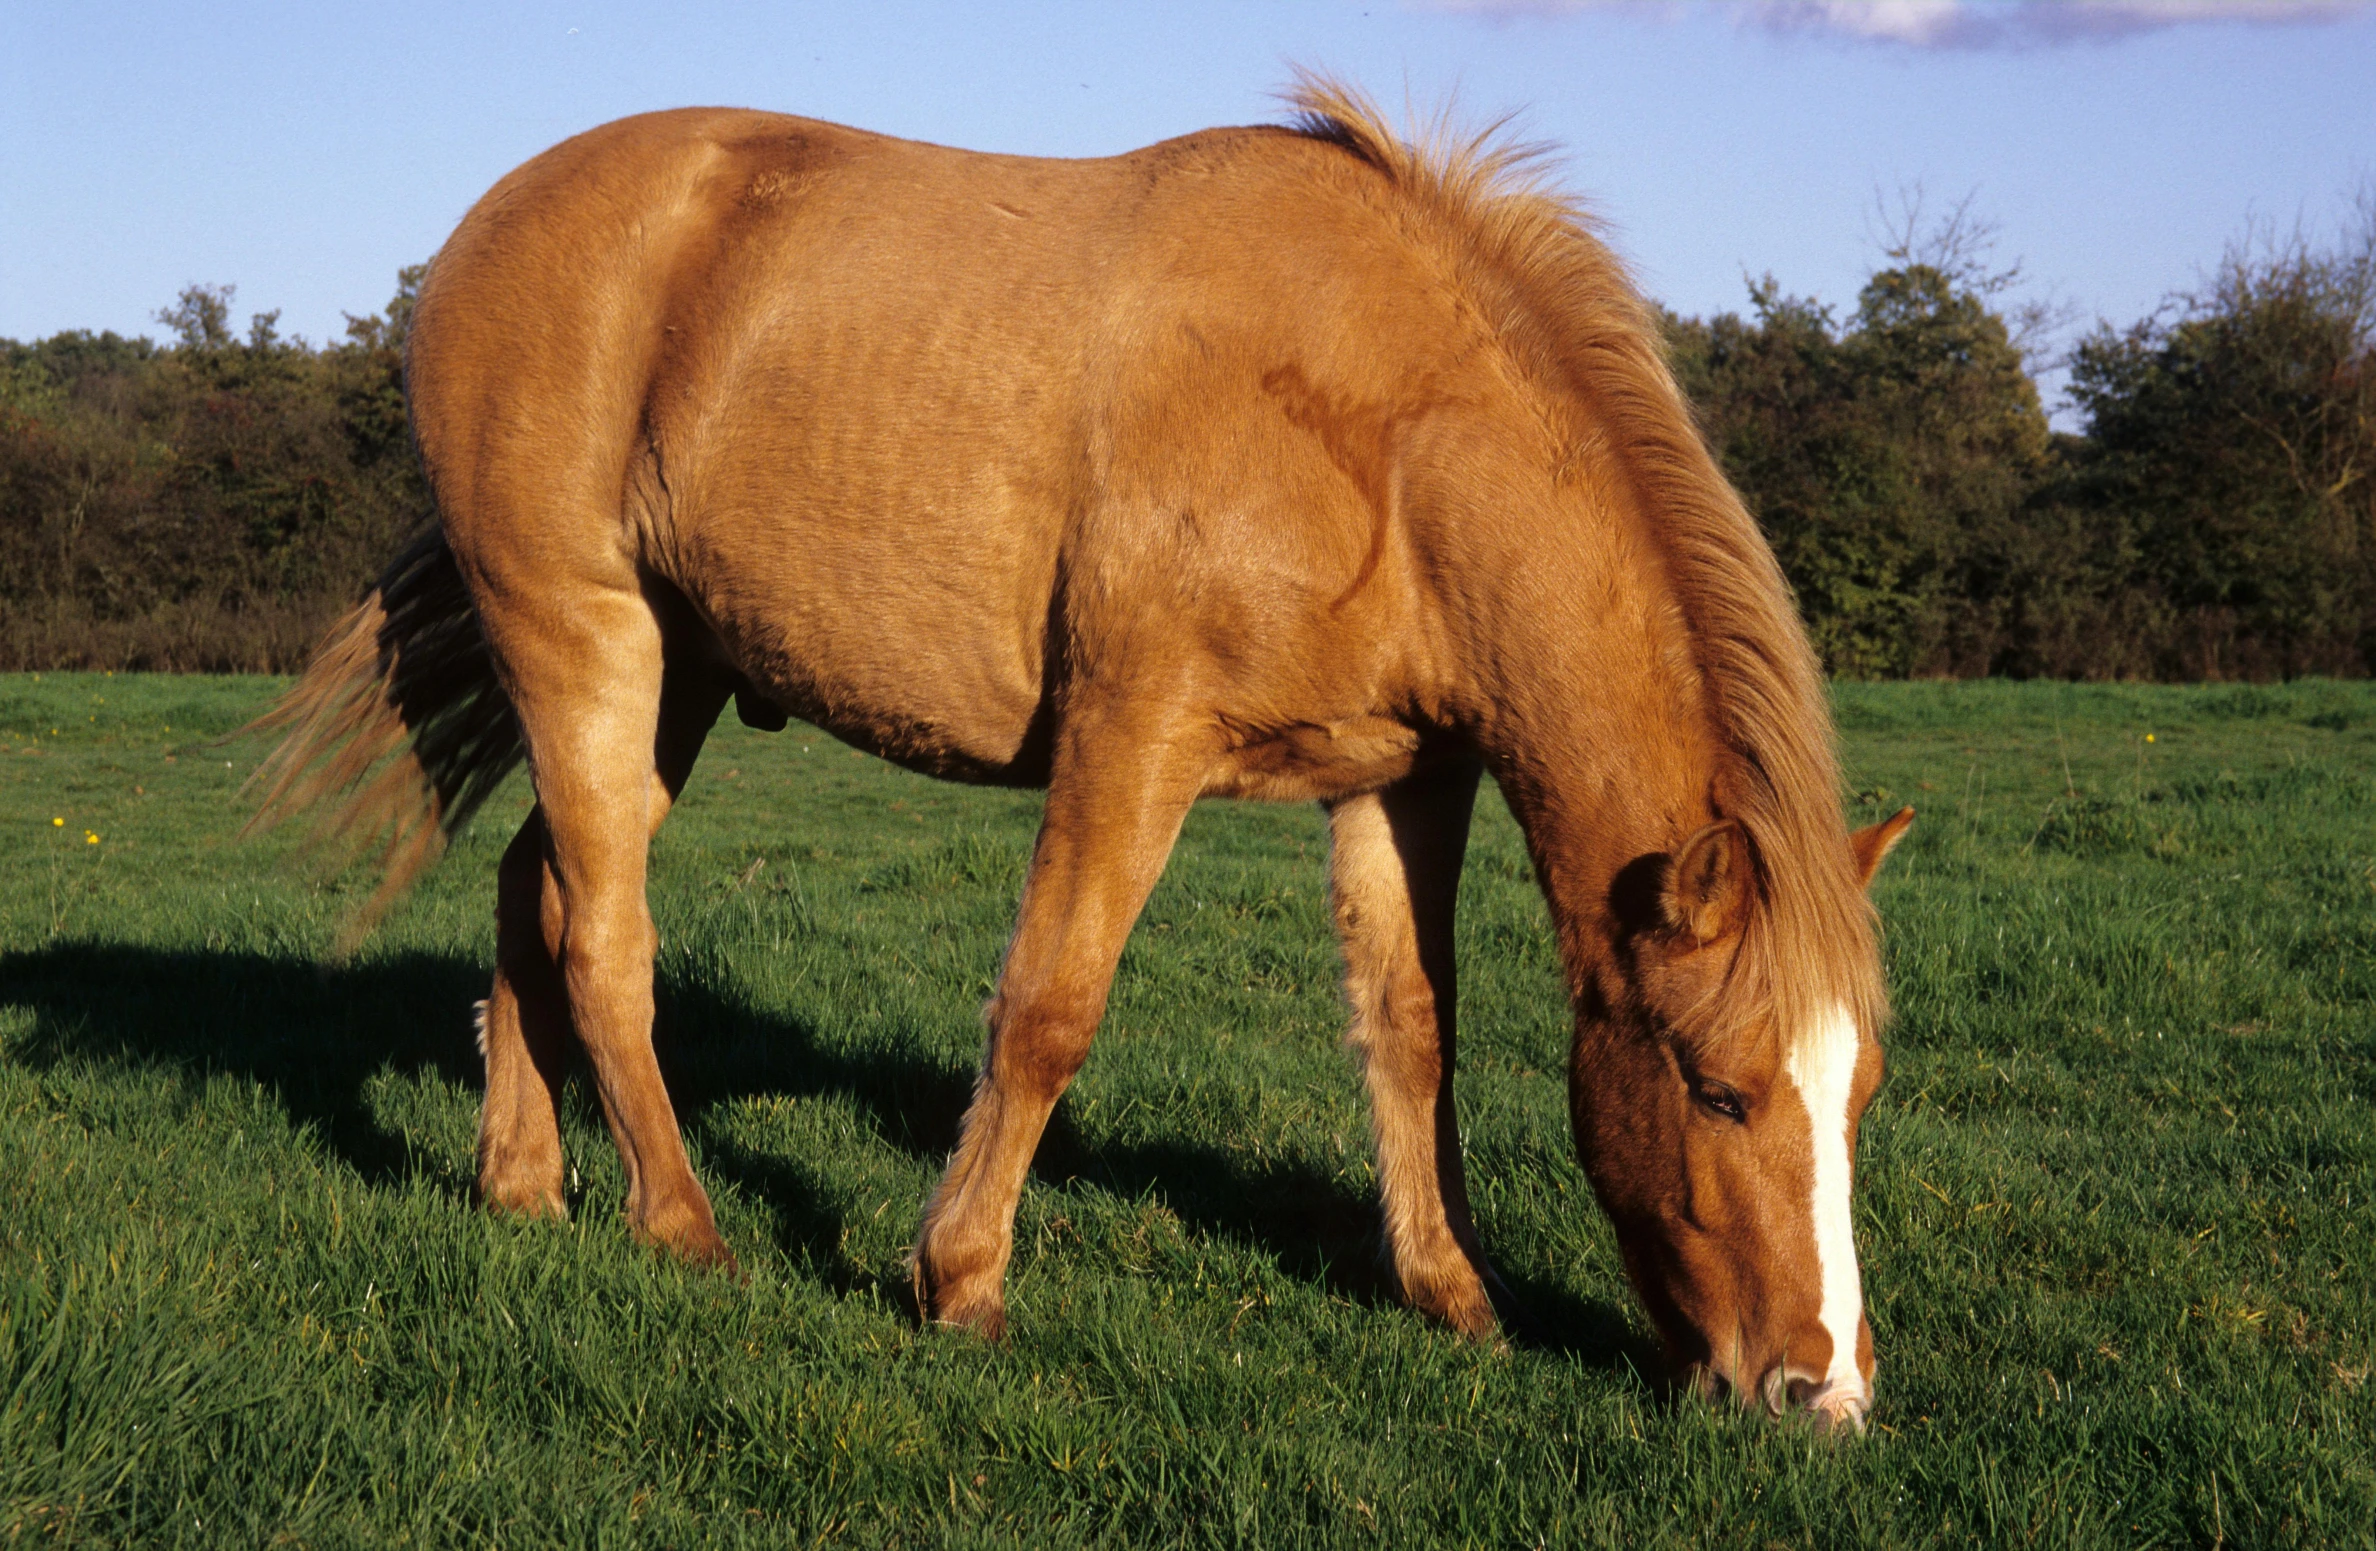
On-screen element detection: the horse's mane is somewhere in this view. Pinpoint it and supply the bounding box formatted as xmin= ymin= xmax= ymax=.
xmin=1284 ymin=74 xmax=1886 ymax=1049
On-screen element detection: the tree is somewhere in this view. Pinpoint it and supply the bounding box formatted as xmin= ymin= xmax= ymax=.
xmin=0 ymin=270 xmax=434 ymax=670
xmin=157 ymin=283 xmax=237 ymax=352
xmin=1670 ymin=251 xmax=2050 ymax=676
xmin=2064 ymin=201 xmax=2375 ymax=676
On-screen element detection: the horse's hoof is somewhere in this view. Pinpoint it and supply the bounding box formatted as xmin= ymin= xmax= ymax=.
xmin=680 ymin=1236 xmax=741 ymax=1278
xmin=1441 ymin=1295 xmax=1502 ymax=1345
xmin=920 ymin=1281 xmax=1009 ymax=1340
xmin=478 ymin=1177 xmax=568 ymax=1221
xmin=934 ymin=1301 xmax=1008 ymax=1340
xmin=1405 ymin=1267 xmax=1502 ymax=1343
xmin=632 ymin=1196 xmax=736 ymax=1274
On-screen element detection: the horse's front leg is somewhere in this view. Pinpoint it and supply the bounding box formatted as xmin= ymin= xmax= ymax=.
xmin=1327 ymin=759 xmax=1503 ymax=1341
xmin=913 ymin=700 xmax=1209 ymax=1337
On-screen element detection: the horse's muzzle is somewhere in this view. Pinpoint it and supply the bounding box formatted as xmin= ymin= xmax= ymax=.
xmin=1760 ymin=1366 xmax=1870 ymax=1434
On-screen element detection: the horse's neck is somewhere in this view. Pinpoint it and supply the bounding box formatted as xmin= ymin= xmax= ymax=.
xmin=1482 ymin=627 xmax=1724 ymax=989
xmin=1419 ymin=400 xmax=1734 ymax=979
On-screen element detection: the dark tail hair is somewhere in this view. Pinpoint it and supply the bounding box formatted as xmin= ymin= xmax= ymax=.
xmin=244 ymin=529 xmax=523 ymax=950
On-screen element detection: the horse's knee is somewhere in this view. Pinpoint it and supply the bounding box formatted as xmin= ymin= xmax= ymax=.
xmin=557 ymin=903 xmax=659 ymax=1019
xmin=1350 ymin=962 xmax=1445 ymax=1081
xmin=986 ymin=989 xmax=1100 ymax=1101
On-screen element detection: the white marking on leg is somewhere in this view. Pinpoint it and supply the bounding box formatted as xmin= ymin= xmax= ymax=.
xmin=473 ymin=998 xmax=491 ymax=1060
xmin=1784 ymin=1001 xmax=1866 ymax=1406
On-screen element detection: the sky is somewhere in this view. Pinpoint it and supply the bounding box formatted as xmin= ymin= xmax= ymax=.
xmin=4 ymin=0 xmax=2370 ymax=412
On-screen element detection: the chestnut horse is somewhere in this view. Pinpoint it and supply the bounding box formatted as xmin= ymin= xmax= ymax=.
xmin=253 ymin=80 xmax=1913 ymax=1429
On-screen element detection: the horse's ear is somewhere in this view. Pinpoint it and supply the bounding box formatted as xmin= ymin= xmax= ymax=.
xmin=1850 ymin=806 xmax=1915 ymax=888
xmin=1664 ymin=822 xmax=1751 ymax=947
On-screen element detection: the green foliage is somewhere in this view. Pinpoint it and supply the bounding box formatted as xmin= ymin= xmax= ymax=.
xmin=2063 ymin=220 xmax=2376 ymax=678
xmin=1668 ymin=261 xmax=2051 ymax=676
xmin=0 ymin=275 xmax=431 ymax=672
xmin=157 ymin=282 xmax=237 ymax=353
xmin=1674 ymin=201 xmax=2376 ymax=681
xmin=3 ymin=674 xmax=2373 ymax=1545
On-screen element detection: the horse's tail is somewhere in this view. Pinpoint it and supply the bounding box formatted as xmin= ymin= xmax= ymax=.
xmin=243 ymin=528 xmax=524 ymax=950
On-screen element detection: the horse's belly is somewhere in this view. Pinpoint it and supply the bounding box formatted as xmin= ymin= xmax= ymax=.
xmin=686 ymin=528 xmax=1055 ymax=785
xmin=757 ymin=654 xmax=1051 ymax=787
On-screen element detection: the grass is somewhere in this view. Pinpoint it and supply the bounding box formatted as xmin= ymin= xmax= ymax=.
xmin=2 ymin=670 xmax=2372 ymax=1547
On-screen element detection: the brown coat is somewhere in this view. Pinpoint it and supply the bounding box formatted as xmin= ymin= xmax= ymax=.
xmin=253 ymin=79 xmax=1908 ymax=1428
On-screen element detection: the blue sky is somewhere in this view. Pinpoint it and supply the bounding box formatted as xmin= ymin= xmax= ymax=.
xmin=4 ymin=0 xmax=2369 ymax=408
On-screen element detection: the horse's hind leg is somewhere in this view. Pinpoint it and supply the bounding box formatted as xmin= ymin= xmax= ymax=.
xmin=914 ymin=700 xmax=1210 ymax=1336
xmin=476 ymin=663 xmax=728 ymax=1224
xmin=1327 ymin=760 xmax=1500 ymax=1341
xmin=476 ymin=577 xmax=734 ymax=1267
xmin=475 ymin=808 xmax=572 ymax=1217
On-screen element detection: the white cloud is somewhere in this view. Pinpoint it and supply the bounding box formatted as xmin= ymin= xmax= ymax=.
xmin=1757 ymin=0 xmax=2366 ymax=47
xmin=1424 ymin=0 xmax=2373 ymax=48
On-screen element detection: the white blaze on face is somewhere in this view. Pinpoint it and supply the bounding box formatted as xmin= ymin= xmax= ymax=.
xmin=1783 ymin=1001 xmax=1866 ymax=1401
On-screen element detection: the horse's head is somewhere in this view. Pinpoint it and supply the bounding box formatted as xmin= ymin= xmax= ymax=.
xmin=1569 ymin=807 xmax=1912 ymax=1431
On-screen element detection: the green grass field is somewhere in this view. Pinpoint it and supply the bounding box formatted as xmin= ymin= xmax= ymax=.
xmin=3 ymin=672 xmax=2371 ymax=1547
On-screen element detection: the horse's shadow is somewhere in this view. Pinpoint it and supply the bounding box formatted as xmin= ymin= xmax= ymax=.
xmin=0 ymin=938 xmax=1650 ymax=1373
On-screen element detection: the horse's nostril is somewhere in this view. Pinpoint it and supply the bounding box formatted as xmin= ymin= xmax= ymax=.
xmin=1808 ymin=1391 xmax=1869 ymax=1435
xmin=1783 ymin=1376 xmax=1871 ymax=1434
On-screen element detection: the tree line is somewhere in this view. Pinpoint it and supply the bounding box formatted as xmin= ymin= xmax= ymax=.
xmin=4 ymin=209 xmax=2372 ymax=679
xmin=1668 ymin=199 xmax=2375 ymax=679
xmin=1 ymin=273 xmax=428 ymax=673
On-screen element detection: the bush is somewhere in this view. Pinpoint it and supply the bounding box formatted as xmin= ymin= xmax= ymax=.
xmin=1673 ymin=197 xmax=2375 ymax=681
xmin=0 ymin=275 xmax=429 ymax=672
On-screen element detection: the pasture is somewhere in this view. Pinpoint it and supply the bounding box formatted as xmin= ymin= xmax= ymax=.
xmin=2 ymin=671 xmax=2371 ymax=1547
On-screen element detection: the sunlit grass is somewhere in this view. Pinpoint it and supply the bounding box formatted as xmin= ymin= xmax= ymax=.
xmin=2 ymin=672 xmax=2371 ymax=1546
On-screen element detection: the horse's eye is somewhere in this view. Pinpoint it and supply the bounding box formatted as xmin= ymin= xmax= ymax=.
xmin=1693 ymin=1079 xmax=1748 ymax=1123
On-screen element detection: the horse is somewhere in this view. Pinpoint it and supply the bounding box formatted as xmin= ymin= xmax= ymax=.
xmin=251 ymin=77 xmax=1914 ymax=1430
